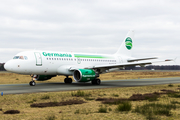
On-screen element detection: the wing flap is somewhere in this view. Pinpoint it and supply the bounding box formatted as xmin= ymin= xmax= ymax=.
xmin=127 ymin=57 xmax=158 ymax=62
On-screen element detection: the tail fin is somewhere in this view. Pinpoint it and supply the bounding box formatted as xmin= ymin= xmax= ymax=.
xmin=115 ymin=30 xmax=134 ymax=57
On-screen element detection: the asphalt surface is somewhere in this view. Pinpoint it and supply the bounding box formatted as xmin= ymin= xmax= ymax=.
xmin=1 ymin=77 xmax=180 ymax=95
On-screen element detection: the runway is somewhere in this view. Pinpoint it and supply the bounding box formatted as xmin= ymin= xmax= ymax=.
xmin=1 ymin=77 xmax=180 ymax=95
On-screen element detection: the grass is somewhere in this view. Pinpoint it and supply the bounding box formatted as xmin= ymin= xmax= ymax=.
xmin=98 ymin=105 xmax=107 ymax=113
xmin=168 ymin=92 xmax=180 ymax=98
xmin=0 ymin=83 xmax=180 ymax=119
xmin=108 ymin=107 xmax=112 ymax=111
xmin=171 ymin=100 xmax=180 ymax=104
xmin=100 ymin=71 xmax=180 ymax=81
xmin=71 ymin=90 xmax=91 ymax=97
xmin=41 ymin=95 xmax=50 ymax=100
xmin=116 ymin=101 xmax=132 ymax=112
xmin=84 ymin=97 xmax=95 ymax=101
xmin=46 ymin=115 xmax=56 ymax=120
xmin=134 ymin=103 xmax=176 ymax=119
xmin=168 ymin=83 xmax=174 ymax=87
xmin=112 ymin=94 xmax=119 ymax=97
xmin=1 ymin=72 xmax=180 ymax=119
xmin=74 ymin=109 xmax=80 ymax=114
xmin=145 ymin=95 xmax=159 ymax=102
xmin=27 ymin=98 xmax=37 ymax=103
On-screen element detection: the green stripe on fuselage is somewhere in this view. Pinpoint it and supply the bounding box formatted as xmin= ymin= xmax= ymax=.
xmin=74 ymin=54 xmax=108 ymax=59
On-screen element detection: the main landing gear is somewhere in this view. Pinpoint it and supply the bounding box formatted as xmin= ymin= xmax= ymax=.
xmin=64 ymin=76 xmax=72 ymax=84
xmin=29 ymin=80 xmax=36 ymax=86
xmin=91 ymin=78 xmax=101 ymax=85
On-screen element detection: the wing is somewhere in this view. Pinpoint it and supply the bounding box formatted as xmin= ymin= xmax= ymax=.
xmin=68 ymin=58 xmax=173 ymax=74
xmin=85 ymin=59 xmax=173 ymax=71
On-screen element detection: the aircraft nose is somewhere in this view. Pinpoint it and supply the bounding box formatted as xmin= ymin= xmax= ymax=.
xmin=4 ymin=60 xmax=13 ymax=71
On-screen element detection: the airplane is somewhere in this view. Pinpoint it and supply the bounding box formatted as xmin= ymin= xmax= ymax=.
xmin=4 ymin=30 xmax=172 ymax=86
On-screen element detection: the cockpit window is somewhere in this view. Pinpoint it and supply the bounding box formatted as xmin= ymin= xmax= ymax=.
xmin=13 ymin=56 xmax=28 ymax=60
xmin=24 ymin=56 xmax=28 ymax=60
xmin=19 ymin=56 xmax=24 ymax=59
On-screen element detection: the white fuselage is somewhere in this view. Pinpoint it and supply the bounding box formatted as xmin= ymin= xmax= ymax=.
xmin=4 ymin=50 xmax=129 ymax=75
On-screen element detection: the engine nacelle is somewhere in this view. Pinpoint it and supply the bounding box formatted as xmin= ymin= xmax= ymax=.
xmin=73 ymin=69 xmax=96 ymax=82
xmin=32 ymin=75 xmax=56 ymax=81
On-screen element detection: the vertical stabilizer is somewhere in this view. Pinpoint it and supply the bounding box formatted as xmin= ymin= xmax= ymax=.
xmin=115 ymin=30 xmax=134 ymax=57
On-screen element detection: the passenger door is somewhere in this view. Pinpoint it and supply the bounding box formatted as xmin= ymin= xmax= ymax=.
xmin=34 ymin=52 xmax=42 ymax=66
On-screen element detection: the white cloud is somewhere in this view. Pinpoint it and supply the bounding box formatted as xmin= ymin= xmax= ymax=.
xmin=0 ymin=0 xmax=180 ymax=65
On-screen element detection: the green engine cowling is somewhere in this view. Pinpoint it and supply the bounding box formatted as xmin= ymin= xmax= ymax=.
xmin=73 ymin=69 xmax=96 ymax=82
xmin=32 ymin=75 xmax=56 ymax=81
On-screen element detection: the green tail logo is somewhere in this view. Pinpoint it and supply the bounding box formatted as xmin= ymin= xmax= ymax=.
xmin=125 ymin=37 xmax=132 ymax=50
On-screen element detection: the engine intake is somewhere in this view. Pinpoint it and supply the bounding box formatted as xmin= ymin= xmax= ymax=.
xmin=73 ymin=69 xmax=96 ymax=82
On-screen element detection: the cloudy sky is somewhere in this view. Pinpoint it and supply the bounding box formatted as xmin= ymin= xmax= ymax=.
xmin=0 ymin=0 xmax=180 ymax=65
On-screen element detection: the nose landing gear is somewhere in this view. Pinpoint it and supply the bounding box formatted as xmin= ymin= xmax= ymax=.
xmin=29 ymin=80 xmax=36 ymax=86
xmin=29 ymin=74 xmax=36 ymax=86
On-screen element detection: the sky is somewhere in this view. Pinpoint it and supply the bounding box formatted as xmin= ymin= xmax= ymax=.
xmin=0 ymin=0 xmax=180 ymax=65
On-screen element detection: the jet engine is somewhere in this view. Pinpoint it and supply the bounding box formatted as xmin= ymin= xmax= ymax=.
xmin=73 ymin=69 xmax=96 ymax=82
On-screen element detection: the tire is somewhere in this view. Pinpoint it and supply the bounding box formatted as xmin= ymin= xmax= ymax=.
xmin=29 ymin=81 xmax=32 ymax=86
xmin=91 ymin=80 xmax=95 ymax=85
xmin=32 ymin=81 xmax=36 ymax=86
xmin=64 ymin=78 xmax=68 ymax=83
xmin=96 ymin=79 xmax=101 ymax=85
xmin=29 ymin=81 xmax=36 ymax=86
xmin=92 ymin=79 xmax=101 ymax=85
xmin=64 ymin=78 xmax=72 ymax=84
xmin=68 ymin=78 xmax=72 ymax=84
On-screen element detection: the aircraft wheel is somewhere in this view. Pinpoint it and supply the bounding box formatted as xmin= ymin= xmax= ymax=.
xmin=64 ymin=78 xmax=72 ymax=84
xmin=92 ymin=79 xmax=101 ymax=85
xmin=68 ymin=78 xmax=72 ymax=84
xmin=29 ymin=81 xmax=36 ymax=86
xmin=29 ymin=81 xmax=32 ymax=86
xmin=96 ymin=79 xmax=101 ymax=85
xmin=64 ymin=78 xmax=68 ymax=83
xmin=92 ymin=79 xmax=96 ymax=85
